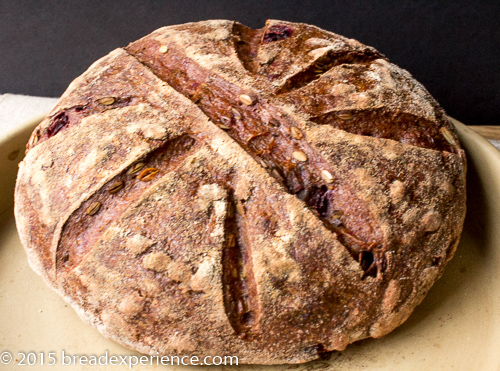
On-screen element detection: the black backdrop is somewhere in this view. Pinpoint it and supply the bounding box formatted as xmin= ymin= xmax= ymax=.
xmin=1 ymin=0 xmax=498 ymax=126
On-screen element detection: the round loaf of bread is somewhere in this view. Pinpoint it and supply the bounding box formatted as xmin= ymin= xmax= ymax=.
xmin=15 ymin=20 xmax=466 ymax=364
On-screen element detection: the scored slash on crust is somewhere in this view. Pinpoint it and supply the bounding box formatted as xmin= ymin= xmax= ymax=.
xmin=55 ymin=135 xmax=199 ymax=275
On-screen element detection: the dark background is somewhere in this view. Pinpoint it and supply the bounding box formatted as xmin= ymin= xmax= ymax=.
xmin=1 ymin=1 xmax=499 ymax=126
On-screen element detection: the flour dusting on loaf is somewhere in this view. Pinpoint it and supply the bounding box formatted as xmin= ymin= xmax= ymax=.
xmin=15 ymin=19 xmax=466 ymax=364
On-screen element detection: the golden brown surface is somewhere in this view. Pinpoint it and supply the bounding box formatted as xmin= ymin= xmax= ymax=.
xmin=14 ymin=20 xmax=466 ymax=364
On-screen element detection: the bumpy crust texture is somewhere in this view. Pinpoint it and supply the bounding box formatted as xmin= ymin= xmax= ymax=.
xmin=15 ymin=20 xmax=466 ymax=364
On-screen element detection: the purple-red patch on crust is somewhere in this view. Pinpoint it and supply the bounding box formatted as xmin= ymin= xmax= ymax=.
xmin=262 ymin=25 xmax=294 ymax=43
xmin=47 ymin=111 xmax=70 ymax=138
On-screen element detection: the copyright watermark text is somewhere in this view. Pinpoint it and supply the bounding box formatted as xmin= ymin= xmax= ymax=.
xmin=0 ymin=350 xmax=238 ymax=368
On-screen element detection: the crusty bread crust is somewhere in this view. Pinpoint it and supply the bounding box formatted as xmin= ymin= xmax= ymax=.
xmin=15 ymin=20 xmax=466 ymax=364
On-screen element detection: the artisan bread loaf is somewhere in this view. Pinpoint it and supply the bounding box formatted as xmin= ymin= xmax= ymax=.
xmin=15 ymin=19 xmax=466 ymax=364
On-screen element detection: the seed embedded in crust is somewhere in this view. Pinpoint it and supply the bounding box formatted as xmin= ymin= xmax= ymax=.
xmin=292 ymin=150 xmax=308 ymax=162
xmin=268 ymin=118 xmax=280 ymax=128
xmin=331 ymin=210 xmax=343 ymax=219
xmin=127 ymin=162 xmax=145 ymax=175
xmin=331 ymin=210 xmax=343 ymax=226
xmin=239 ymin=93 xmax=256 ymax=106
xmin=237 ymin=299 xmax=245 ymax=314
xmin=28 ymin=131 xmax=40 ymax=147
xmin=338 ymin=113 xmax=353 ymax=121
xmin=291 ymin=127 xmax=303 ymax=139
xmin=321 ymin=169 xmax=334 ymax=183
xmin=231 ymin=108 xmax=242 ymax=120
xmin=271 ymin=168 xmax=284 ymax=182
xmin=86 ymin=201 xmax=102 ymax=216
xmin=108 ymin=180 xmax=125 ymax=194
xmin=237 ymin=298 xmax=250 ymax=313
xmin=158 ymin=45 xmax=168 ymax=53
xmin=440 ymin=127 xmax=456 ymax=146
xmin=98 ymin=97 xmax=115 ymax=106
xmin=137 ymin=167 xmax=159 ymax=182
xmin=241 ymin=297 xmax=250 ymax=312
xmin=236 ymin=202 xmax=245 ymax=215
xmin=241 ymin=264 xmax=247 ymax=278
xmin=217 ymin=123 xmax=231 ymax=130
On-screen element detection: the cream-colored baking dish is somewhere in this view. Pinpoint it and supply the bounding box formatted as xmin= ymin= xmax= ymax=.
xmin=0 ymin=116 xmax=499 ymax=370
